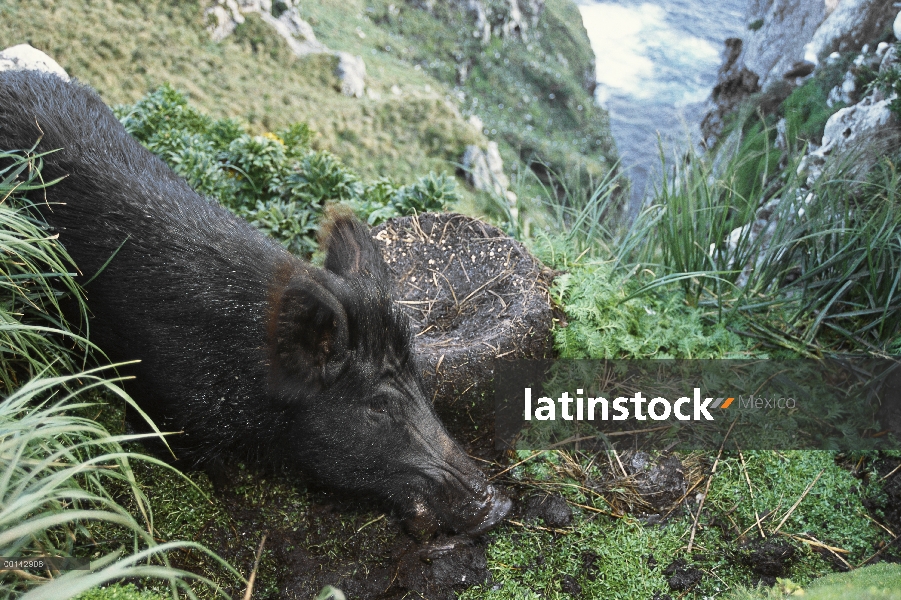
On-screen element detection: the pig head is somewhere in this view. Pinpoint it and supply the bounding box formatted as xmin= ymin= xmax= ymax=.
xmin=268 ymin=216 xmax=511 ymax=536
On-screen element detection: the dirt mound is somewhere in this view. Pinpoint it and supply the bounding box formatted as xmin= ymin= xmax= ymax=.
xmin=520 ymin=493 xmax=573 ymax=529
xmin=371 ymin=213 xmax=556 ymax=406
xmin=738 ymin=538 xmax=797 ymax=586
xmin=663 ymin=558 xmax=703 ymax=591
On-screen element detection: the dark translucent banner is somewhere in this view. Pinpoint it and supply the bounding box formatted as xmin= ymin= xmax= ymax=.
xmin=494 ymin=359 xmax=901 ymax=451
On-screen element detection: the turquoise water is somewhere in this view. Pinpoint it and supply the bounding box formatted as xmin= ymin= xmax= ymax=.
xmin=577 ymin=0 xmax=747 ymax=212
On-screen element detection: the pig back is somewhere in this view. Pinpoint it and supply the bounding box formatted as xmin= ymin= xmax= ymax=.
xmin=0 ymin=70 xmax=298 ymax=460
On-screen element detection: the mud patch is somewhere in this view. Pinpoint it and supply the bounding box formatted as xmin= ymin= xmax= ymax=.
xmin=394 ymin=536 xmax=490 ymax=600
xmin=520 ymin=493 xmax=573 ymax=528
xmin=663 ymin=558 xmax=703 ymax=591
xmin=738 ymin=539 xmax=797 ymax=586
xmin=372 ymin=213 xmax=556 ymax=407
xmin=583 ymin=451 xmax=698 ymax=519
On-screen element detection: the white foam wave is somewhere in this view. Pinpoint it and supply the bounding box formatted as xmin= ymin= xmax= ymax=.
xmin=579 ymin=2 xmax=720 ymax=104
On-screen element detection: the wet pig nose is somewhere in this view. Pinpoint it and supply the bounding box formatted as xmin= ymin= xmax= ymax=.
xmin=460 ymin=485 xmax=512 ymax=536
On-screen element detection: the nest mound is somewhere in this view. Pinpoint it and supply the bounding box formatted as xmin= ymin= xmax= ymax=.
xmin=371 ymin=213 xmax=555 ymax=405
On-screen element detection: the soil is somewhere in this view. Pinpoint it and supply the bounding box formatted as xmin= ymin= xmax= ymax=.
xmin=173 ymin=464 xmax=499 ymax=600
xmin=371 ymin=213 xmax=556 ymax=410
xmin=520 ymin=493 xmax=574 ymax=529
xmin=737 ymin=539 xmax=797 ymax=586
xmin=861 ymin=454 xmax=901 ymax=565
xmin=662 ymin=558 xmax=703 ymax=592
xmin=585 ymin=451 xmax=697 ymax=519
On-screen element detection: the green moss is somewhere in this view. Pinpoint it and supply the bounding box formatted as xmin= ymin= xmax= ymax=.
xmin=730 ymin=563 xmax=901 ymax=599
xmin=75 ymin=584 xmax=165 ymax=600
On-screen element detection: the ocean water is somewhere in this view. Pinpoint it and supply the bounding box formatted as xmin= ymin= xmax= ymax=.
xmin=577 ymin=0 xmax=748 ymax=213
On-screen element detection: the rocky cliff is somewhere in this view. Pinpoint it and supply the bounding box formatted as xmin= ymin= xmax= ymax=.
xmin=703 ymin=0 xmax=899 ymax=146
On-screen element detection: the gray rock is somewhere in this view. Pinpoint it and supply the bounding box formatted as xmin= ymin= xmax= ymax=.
xmin=258 ymin=9 xmax=328 ymax=56
xmin=809 ymin=1 xmax=897 ymax=60
xmin=336 ymin=52 xmax=366 ymax=98
xmin=462 ymin=142 xmax=517 ymax=217
xmin=202 ymin=1 xmax=365 ymax=99
xmin=422 ymin=0 xmax=544 ymax=45
xmin=801 ymin=94 xmax=901 ymax=186
xmin=880 ymin=44 xmax=898 ymax=73
xmin=0 ymin=44 xmax=69 ymax=80
xmin=827 ymin=70 xmax=857 ymax=107
xmin=206 ymin=4 xmax=240 ymax=42
xmin=737 ymin=0 xmax=896 ymax=91
xmin=742 ymin=0 xmax=826 ymax=90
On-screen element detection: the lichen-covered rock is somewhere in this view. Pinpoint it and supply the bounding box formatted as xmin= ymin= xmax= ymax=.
xmin=371 ymin=213 xmax=555 ymax=406
xmin=427 ymin=0 xmax=545 ymax=45
xmin=807 ymin=0 xmax=897 ymax=63
xmin=462 ymin=142 xmax=518 ymax=216
xmin=800 ymin=94 xmax=901 ymax=186
xmin=742 ymin=0 xmax=827 ymax=89
xmin=0 ymin=44 xmax=69 ymax=81
xmin=257 ymin=9 xmax=328 ymax=56
xmin=335 ymin=52 xmax=366 ymax=98
xmin=723 ymin=0 xmax=896 ymax=93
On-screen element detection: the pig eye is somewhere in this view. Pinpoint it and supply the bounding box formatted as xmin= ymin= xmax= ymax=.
xmin=368 ymin=397 xmax=389 ymax=415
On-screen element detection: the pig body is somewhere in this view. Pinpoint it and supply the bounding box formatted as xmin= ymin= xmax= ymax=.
xmin=0 ymin=70 xmax=510 ymax=535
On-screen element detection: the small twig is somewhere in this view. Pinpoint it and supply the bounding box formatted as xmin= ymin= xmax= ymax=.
xmin=878 ymin=461 xmax=901 ymax=483
xmin=356 ymin=514 xmax=386 ymax=533
xmin=860 ymin=512 xmax=896 ymax=537
xmin=687 ymin=419 xmax=736 ymax=553
xmin=738 ymin=448 xmax=764 ymax=539
xmin=736 ymin=509 xmax=777 ymax=540
xmin=782 ymin=533 xmax=849 ymax=554
xmin=507 ymin=519 xmax=570 ymax=535
xmin=490 ymin=451 xmax=545 ymax=481
xmin=773 ymin=469 xmax=824 ymax=534
xmin=858 ymin=533 xmax=901 ymax=567
xmin=660 ymin=477 xmax=706 ymax=522
xmin=571 ymin=501 xmax=622 ymax=518
xmin=9 ymin=569 xmax=48 ymax=582
xmin=243 ymin=533 xmax=267 ymax=600
xmin=610 ymin=447 xmax=627 ymax=478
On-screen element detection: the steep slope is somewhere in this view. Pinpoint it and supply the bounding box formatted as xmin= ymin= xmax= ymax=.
xmin=0 ymin=0 xmax=615 ymax=206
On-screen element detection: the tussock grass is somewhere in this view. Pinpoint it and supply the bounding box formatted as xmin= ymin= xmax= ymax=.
xmin=0 ymin=368 xmax=238 ymax=599
xmin=0 ymin=150 xmax=92 ymax=392
xmin=0 ymin=149 xmax=238 ymax=598
xmin=533 ymin=108 xmax=901 ymax=357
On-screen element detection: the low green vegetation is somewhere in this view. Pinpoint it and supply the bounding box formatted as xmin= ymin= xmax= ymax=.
xmin=459 ymin=450 xmax=894 ymax=599
xmin=731 ymin=563 xmax=901 ymax=599
xmin=117 ymin=84 xmax=457 ymax=254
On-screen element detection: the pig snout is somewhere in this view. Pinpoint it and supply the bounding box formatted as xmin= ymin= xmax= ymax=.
xmin=455 ymin=481 xmax=513 ymax=536
xmin=408 ymin=435 xmax=512 ymax=537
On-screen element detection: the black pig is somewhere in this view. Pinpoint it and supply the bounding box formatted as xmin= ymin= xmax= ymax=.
xmin=0 ymin=70 xmax=510 ymax=536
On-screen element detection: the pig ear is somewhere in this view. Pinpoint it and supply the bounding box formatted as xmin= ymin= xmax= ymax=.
xmin=271 ymin=276 xmax=349 ymax=388
xmin=321 ymin=213 xmax=389 ymax=280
